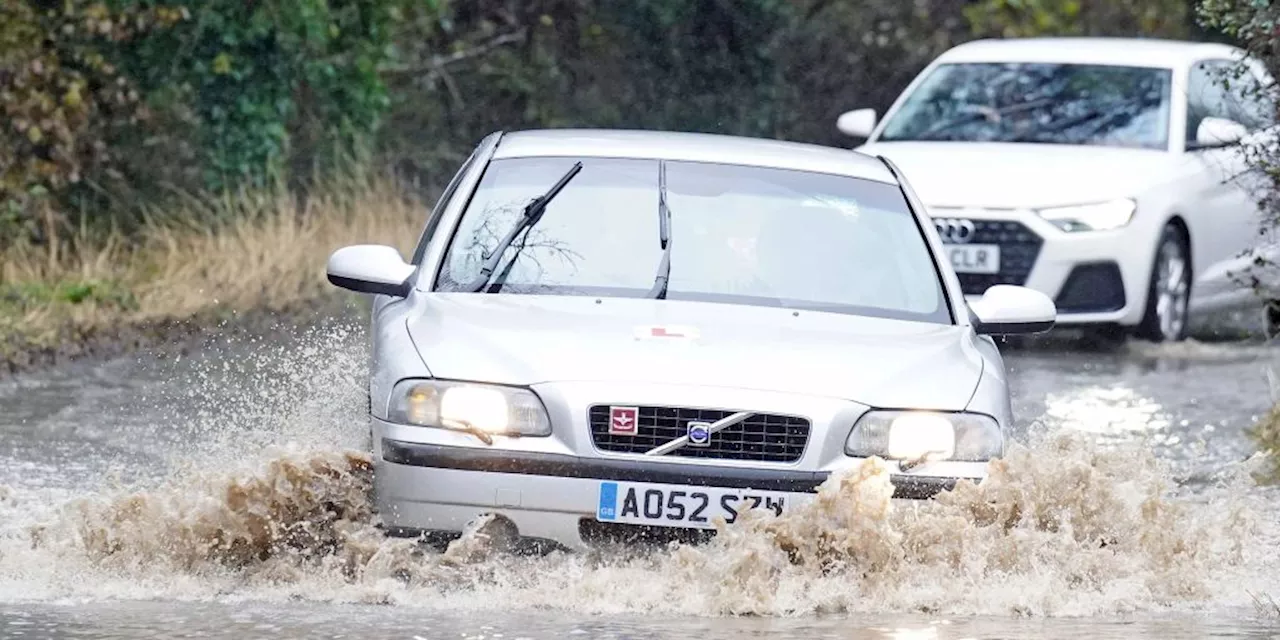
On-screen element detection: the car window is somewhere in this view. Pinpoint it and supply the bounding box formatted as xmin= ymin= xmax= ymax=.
xmin=411 ymin=145 xmax=482 ymax=265
xmin=877 ymin=62 xmax=1173 ymax=150
xmin=1186 ymin=59 xmax=1275 ymax=143
xmin=435 ymin=156 xmax=951 ymax=324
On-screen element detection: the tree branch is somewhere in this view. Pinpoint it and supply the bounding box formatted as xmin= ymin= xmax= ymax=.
xmin=381 ymin=29 xmax=528 ymax=79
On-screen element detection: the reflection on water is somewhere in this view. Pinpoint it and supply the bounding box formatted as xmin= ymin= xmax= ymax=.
xmin=1004 ymin=339 xmax=1275 ymax=477
xmin=1043 ymin=386 xmax=1168 ymax=437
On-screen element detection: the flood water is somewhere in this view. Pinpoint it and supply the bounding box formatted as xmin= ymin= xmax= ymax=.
xmin=1 ymin=312 xmax=1279 ymax=639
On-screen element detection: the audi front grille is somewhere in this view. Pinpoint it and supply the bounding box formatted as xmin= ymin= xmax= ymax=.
xmin=933 ymin=216 xmax=1043 ymax=295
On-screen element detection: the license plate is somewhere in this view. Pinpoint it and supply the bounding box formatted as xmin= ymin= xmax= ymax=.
xmin=945 ymin=244 xmax=1001 ymax=274
xmin=595 ymin=481 xmax=811 ymax=529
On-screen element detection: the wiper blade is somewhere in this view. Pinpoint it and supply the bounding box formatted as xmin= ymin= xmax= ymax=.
xmin=463 ymin=161 xmax=583 ymax=293
xmin=646 ymin=161 xmax=673 ymax=299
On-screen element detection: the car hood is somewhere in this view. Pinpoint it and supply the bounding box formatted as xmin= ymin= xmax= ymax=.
xmin=857 ymin=141 xmax=1179 ymax=209
xmin=404 ymin=294 xmax=984 ymax=411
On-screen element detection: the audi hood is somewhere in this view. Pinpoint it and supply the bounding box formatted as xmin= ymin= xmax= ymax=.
xmin=404 ymin=293 xmax=987 ymax=411
xmin=857 ymin=141 xmax=1182 ymax=208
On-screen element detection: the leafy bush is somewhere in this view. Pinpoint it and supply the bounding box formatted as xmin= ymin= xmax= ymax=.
xmin=0 ymin=1 xmax=184 ymax=242
xmin=1 ymin=0 xmax=1199 ymax=243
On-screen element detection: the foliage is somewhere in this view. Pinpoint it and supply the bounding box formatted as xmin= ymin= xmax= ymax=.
xmin=376 ymin=0 xmax=1196 ymax=186
xmin=0 ymin=1 xmax=184 ymax=241
xmin=1246 ymin=401 xmax=1280 ymax=484
xmin=966 ymin=0 xmax=1189 ymax=38
xmin=117 ymin=0 xmax=403 ymax=193
xmin=1194 ymin=0 xmax=1280 ymax=299
xmin=0 ymin=278 xmax=135 ymax=311
xmin=0 ymin=0 xmax=1201 ymax=243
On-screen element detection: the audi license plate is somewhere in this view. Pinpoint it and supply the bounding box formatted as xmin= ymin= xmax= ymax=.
xmin=595 ymin=481 xmax=812 ymax=529
xmin=945 ymin=244 xmax=1000 ymax=274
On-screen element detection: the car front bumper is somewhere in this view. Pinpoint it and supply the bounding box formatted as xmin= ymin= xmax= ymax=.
xmin=932 ymin=207 xmax=1157 ymax=328
xmin=374 ymin=437 xmax=970 ymax=552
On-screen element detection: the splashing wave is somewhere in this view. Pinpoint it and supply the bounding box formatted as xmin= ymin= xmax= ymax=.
xmin=0 ymin=317 xmax=1274 ymax=617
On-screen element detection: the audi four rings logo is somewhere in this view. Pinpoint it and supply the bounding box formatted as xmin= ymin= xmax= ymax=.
xmin=934 ymin=218 xmax=976 ymax=244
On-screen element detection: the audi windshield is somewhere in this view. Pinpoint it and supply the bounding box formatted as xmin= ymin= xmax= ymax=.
xmin=877 ymin=62 xmax=1173 ymax=150
xmin=434 ymin=157 xmax=952 ymax=325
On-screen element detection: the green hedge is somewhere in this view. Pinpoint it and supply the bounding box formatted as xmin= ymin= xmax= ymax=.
xmin=0 ymin=0 xmax=1196 ymax=242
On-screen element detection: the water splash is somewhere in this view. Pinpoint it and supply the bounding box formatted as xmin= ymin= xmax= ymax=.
xmin=0 ymin=317 xmax=1275 ymax=618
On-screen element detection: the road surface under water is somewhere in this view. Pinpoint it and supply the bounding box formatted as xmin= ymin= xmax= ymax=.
xmin=1 ymin=314 xmax=1278 ymax=639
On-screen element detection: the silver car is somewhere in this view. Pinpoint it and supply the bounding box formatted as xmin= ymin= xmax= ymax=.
xmin=325 ymin=128 xmax=1057 ymax=552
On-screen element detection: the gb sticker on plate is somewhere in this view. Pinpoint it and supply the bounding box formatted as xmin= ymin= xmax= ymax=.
xmin=609 ymin=406 xmax=639 ymax=436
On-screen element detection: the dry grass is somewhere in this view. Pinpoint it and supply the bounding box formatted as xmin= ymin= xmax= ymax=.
xmin=1247 ymin=401 xmax=1280 ymax=484
xmin=0 ymin=171 xmax=427 ymax=360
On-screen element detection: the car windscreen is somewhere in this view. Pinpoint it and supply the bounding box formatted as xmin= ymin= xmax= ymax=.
xmin=876 ymin=62 xmax=1173 ymax=150
xmin=434 ymin=156 xmax=952 ymax=324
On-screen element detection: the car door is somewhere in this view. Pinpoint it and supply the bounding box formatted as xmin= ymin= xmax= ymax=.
xmin=1182 ymin=58 xmax=1273 ymax=304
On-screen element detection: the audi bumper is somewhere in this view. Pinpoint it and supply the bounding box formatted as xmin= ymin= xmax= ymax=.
xmin=932 ymin=209 xmax=1154 ymax=328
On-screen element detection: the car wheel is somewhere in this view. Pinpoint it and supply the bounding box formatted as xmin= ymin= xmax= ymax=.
xmin=1263 ymin=300 xmax=1280 ymax=340
xmin=1134 ymin=223 xmax=1191 ymax=342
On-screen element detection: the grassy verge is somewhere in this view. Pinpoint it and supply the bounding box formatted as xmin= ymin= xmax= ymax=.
xmin=0 ymin=171 xmax=427 ymax=377
xmin=1247 ymin=401 xmax=1280 ymax=484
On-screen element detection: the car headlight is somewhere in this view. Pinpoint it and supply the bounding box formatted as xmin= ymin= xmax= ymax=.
xmin=1035 ymin=198 xmax=1136 ymax=232
xmin=388 ymin=379 xmax=551 ymax=437
xmin=844 ymin=410 xmax=1003 ymax=462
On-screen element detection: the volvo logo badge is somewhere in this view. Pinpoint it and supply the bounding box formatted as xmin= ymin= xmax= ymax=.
xmin=687 ymin=421 xmax=712 ymax=447
xmin=934 ymin=218 xmax=977 ymax=244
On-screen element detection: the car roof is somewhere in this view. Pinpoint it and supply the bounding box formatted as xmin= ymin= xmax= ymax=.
xmin=490 ymin=128 xmax=900 ymax=185
xmin=936 ymin=37 xmax=1247 ymax=69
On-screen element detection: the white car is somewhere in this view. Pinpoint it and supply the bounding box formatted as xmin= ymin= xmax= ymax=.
xmin=325 ymin=129 xmax=1056 ymax=552
xmin=836 ymin=37 xmax=1279 ymax=342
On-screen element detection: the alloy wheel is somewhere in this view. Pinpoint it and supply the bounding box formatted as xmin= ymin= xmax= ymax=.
xmin=1153 ymin=236 xmax=1190 ymax=341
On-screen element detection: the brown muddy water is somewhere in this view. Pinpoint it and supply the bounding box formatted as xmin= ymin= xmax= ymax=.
xmin=1 ymin=316 xmax=1278 ymax=639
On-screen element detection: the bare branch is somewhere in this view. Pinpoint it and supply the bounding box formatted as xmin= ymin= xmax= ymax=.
xmin=381 ymin=29 xmax=528 ymax=79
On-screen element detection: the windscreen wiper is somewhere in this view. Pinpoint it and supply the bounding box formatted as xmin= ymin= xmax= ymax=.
xmin=463 ymin=161 xmax=583 ymax=293
xmin=646 ymin=161 xmax=673 ymax=299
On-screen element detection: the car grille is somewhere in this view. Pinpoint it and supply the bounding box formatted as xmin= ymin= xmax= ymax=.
xmin=587 ymin=405 xmax=810 ymax=463
xmin=938 ymin=216 xmax=1043 ymax=295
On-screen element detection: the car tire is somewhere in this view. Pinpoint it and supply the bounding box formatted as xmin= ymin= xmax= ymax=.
xmin=1263 ymin=300 xmax=1280 ymax=340
xmin=1134 ymin=222 xmax=1191 ymax=342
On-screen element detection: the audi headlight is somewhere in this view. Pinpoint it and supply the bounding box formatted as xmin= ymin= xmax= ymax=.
xmin=1035 ymin=198 xmax=1136 ymax=232
xmin=844 ymin=410 xmax=1003 ymax=462
xmin=388 ymin=379 xmax=551 ymax=437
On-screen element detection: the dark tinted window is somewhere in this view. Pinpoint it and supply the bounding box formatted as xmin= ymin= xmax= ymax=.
xmin=1186 ymin=60 xmax=1275 ymax=144
xmin=878 ymin=62 xmax=1173 ymax=150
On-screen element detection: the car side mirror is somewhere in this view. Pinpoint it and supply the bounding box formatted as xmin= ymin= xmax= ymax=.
xmin=326 ymin=244 xmax=416 ymax=297
xmin=836 ymin=108 xmax=877 ymax=138
xmin=1192 ymin=117 xmax=1248 ymax=149
xmin=969 ymin=285 xmax=1056 ymax=335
